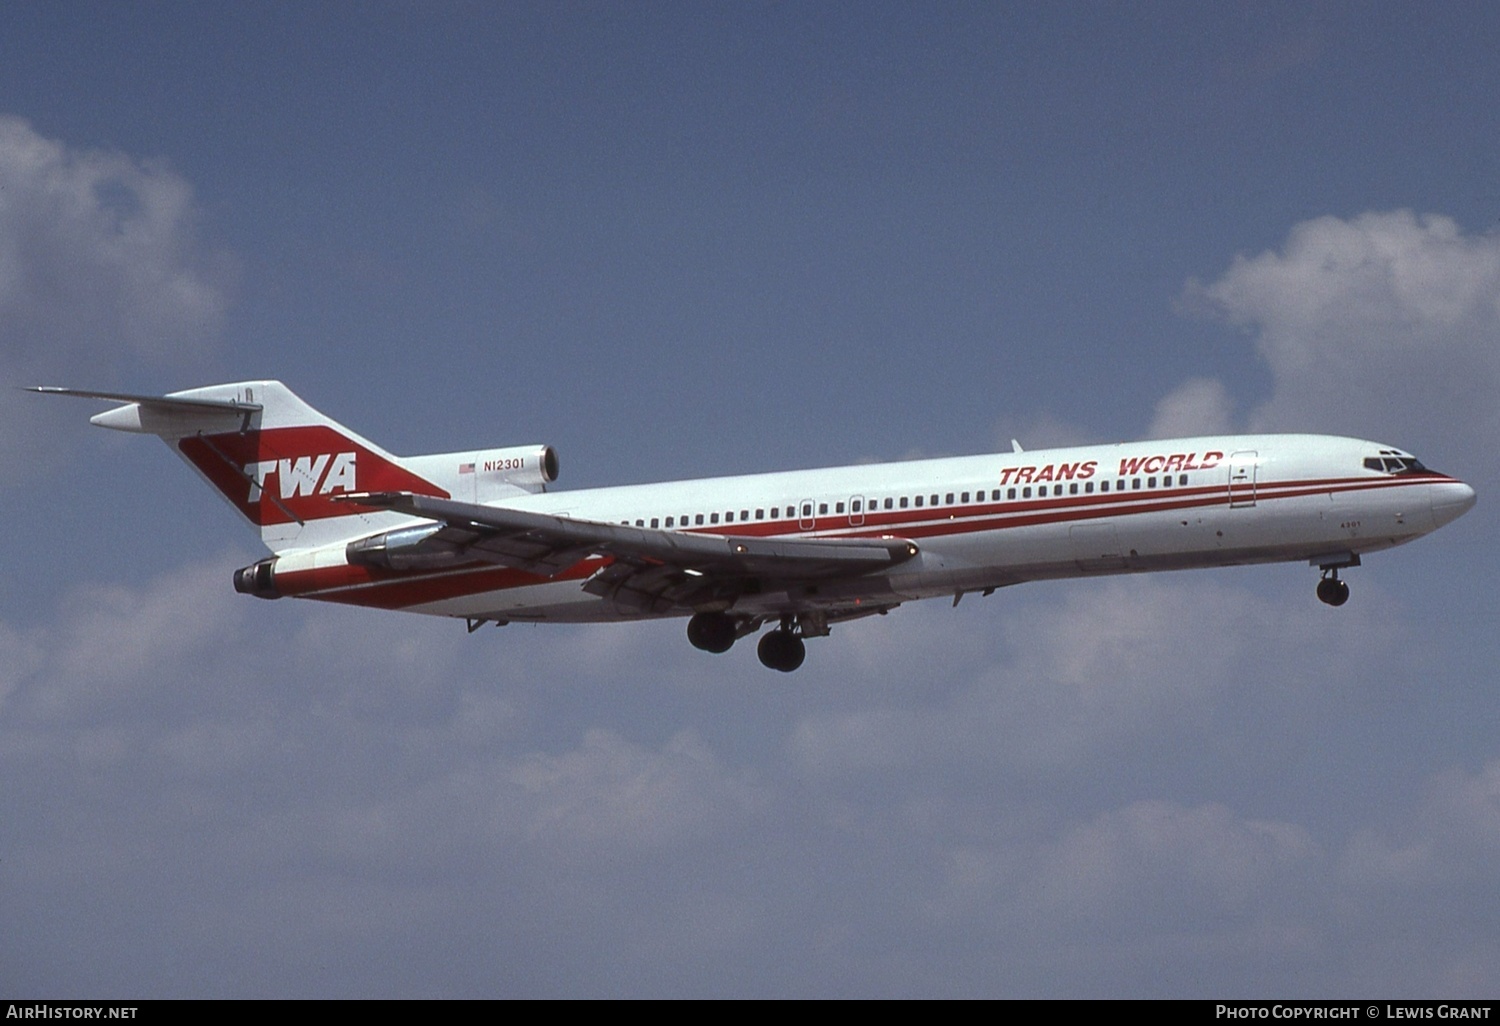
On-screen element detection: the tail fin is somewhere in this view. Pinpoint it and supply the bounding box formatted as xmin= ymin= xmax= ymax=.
xmin=33 ymin=381 xmax=448 ymax=551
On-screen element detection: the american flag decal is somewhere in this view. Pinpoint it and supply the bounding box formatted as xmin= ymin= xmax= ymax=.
xmin=458 ymin=462 xmax=475 ymax=474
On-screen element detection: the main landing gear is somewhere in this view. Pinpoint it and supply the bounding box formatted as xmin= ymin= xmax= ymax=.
xmin=756 ymin=621 xmax=806 ymax=673
xmin=686 ymin=611 xmax=737 ymax=653
xmin=685 ymin=611 xmax=808 ymax=672
xmin=1317 ymin=567 xmax=1351 ymax=607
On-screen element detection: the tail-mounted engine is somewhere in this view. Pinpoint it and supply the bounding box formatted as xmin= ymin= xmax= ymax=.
xmin=465 ymin=444 xmax=559 ymax=494
xmin=346 ymin=523 xmax=467 ymax=571
xmin=233 ymin=557 xmax=280 ymax=599
xmin=406 ymin=444 xmax=559 ymax=499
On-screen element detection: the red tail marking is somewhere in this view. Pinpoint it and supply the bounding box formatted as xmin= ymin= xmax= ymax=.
xmin=178 ymin=426 xmax=448 ymax=525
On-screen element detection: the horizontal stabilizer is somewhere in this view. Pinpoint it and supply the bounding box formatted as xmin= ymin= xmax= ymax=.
xmin=27 ymin=386 xmax=262 ymax=434
xmin=26 ymin=386 xmax=263 ymax=412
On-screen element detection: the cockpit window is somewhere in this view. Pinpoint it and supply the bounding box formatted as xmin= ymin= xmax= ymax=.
xmin=1364 ymin=456 xmax=1427 ymax=475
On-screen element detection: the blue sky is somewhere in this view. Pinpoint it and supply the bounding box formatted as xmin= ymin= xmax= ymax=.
xmin=3 ymin=2 xmax=1498 ymax=997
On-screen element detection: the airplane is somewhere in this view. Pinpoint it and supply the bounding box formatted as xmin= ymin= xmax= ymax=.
xmin=32 ymin=381 xmax=1476 ymax=672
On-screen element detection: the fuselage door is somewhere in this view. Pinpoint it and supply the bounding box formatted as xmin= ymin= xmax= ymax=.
xmin=848 ymin=496 xmax=865 ymax=528
xmin=1228 ymin=451 xmax=1258 ymax=508
xmin=798 ymin=499 xmax=816 ymax=532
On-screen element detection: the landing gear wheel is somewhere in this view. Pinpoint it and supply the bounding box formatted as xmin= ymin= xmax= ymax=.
xmin=1316 ymin=575 xmax=1350 ymax=607
xmin=757 ymin=629 xmax=806 ymax=673
xmin=687 ymin=611 xmax=737 ymax=653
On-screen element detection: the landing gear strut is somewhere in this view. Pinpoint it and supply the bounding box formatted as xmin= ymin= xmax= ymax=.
xmin=1317 ymin=568 xmax=1350 ymax=607
xmin=757 ymin=621 xmax=806 ymax=673
xmin=687 ymin=611 xmax=737 ymax=653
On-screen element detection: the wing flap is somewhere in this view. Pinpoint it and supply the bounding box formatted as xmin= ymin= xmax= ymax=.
xmin=341 ymin=491 xmax=919 ymax=580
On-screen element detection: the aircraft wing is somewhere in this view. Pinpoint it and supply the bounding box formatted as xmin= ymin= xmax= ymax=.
xmin=340 ymin=490 xmax=918 ymax=613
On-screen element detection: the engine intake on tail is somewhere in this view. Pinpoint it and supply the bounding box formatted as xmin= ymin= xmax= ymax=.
xmin=473 ymin=444 xmax=558 ymax=493
xmin=233 ymin=557 xmax=280 ymax=599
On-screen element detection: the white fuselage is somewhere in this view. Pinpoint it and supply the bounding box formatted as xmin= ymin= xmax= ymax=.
xmin=270 ymin=433 xmax=1475 ymax=623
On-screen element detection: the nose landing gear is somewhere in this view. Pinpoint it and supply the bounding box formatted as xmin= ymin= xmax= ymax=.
xmin=1317 ymin=568 xmax=1350 ymax=607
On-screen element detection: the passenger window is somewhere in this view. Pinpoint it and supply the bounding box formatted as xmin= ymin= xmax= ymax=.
xmin=1178 ymin=475 xmax=1187 ymax=486
xmin=725 ymin=511 xmax=734 ymax=522
xmin=1023 ymin=487 xmax=1032 ymax=498
xmin=946 ymin=493 xmax=955 ymax=504
xmin=695 ymin=514 xmax=704 ymax=525
xmin=1069 ymin=483 xmax=1078 ymax=495
xmin=899 ymin=496 xmax=908 ymax=508
xmin=1053 ymin=485 xmax=1062 ymax=496
xmin=710 ymin=513 xmax=719 ymax=524
xmin=819 ymin=503 xmax=828 ymax=515
xmin=756 ymin=509 xmax=764 ymax=519
xmin=1148 ymin=476 xmax=1156 ymax=488
xmin=665 ymin=516 xmax=674 ymax=527
xmin=1132 ymin=479 xmax=1141 ymax=490
xmin=852 ymin=499 xmax=862 ymax=513
xmin=915 ymin=495 xmax=924 ymax=507
xmin=651 ymin=518 xmax=659 ymax=528
xmin=884 ymin=498 xmax=893 ymax=510
xmin=930 ymin=494 xmax=939 ymax=506
xmin=1007 ymin=487 xmax=1016 ymax=500
xmin=1101 ymin=481 xmax=1110 ymax=492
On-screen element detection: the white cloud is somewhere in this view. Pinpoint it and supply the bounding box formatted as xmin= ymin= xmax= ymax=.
xmin=500 ymin=727 xmax=767 ymax=850
xmin=0 ymin=556 xmax=778 ymax=993
xmin=4 ymin=545 xmax=1498 ymax=996
xmin=789 ymin=573 xmax=1398 ymax=779
xmin=1186 ymin=210 xmax=1500 ymax=469
xmin=1032 ymin=799 xmax=1318 ymax=920
xmin=992 ymin=410 xmax=1098 ymax=452
xmin=0 ymin=115 xmax=234 ymax=482
xmin=0 ymin=116 xmax=231 ymax=360
xmin=1148 ymin=377 xmax=1234 ymax=438
xmin=1342 ymin=759 xmax=1500 ymax=888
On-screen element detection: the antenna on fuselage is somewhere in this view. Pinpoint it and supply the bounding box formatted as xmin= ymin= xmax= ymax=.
xmin=1011 ymin=439 xmax=1024 ymax=453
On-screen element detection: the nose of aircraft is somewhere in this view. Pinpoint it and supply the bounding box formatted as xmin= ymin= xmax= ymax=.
xmin=1430 ymin=480 xmax=1477 ymax=528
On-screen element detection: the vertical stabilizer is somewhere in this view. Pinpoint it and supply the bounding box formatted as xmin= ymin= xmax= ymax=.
xmin=34 ymin=381 xmax=448 ymax=551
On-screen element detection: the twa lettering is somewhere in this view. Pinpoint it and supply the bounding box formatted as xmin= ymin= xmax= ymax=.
xmin=246 ymin=452 xmax=357 ymax=502
xmin=1117 ymin=451 xmax=1223 ymax=477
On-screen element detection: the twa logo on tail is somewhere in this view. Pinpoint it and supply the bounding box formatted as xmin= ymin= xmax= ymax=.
xmin=178 ymin=426 xmax=447 ymax=526
xmin=247 ymin=452 xmax=358 ymax=501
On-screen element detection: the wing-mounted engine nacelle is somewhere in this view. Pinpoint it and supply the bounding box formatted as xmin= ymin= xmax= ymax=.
xmin=233 ymin=557 xmax=280 ymax=599
xmin=346 ymin=523 xmax=466 ymax=571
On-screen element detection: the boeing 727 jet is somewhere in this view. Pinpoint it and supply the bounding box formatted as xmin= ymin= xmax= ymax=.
xmin=33 ymin=381 xmax=1476 ymax=671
